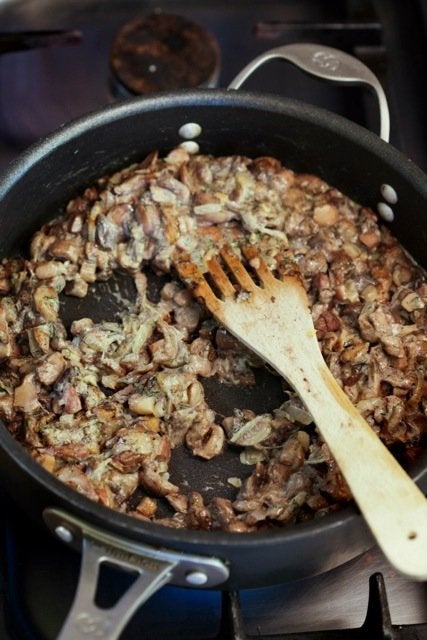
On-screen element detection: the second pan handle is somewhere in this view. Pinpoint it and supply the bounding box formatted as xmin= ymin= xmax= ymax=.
xmin=228 ymin=43 xmax=390 ymax=142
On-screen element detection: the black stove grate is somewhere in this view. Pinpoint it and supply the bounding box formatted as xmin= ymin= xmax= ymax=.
xmin=217 ymin=575 xmax=426 ymax=640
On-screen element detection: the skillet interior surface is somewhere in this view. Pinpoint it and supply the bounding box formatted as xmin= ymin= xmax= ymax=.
xmin=0 ymin=89 xmax=426 ymax=587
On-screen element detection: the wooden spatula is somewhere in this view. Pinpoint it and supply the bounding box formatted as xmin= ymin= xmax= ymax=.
xmin=175 ymin=243 xmax=427 ymax=581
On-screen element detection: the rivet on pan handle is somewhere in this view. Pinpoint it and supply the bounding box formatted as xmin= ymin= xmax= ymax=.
xmin=228 ymin=43 xmax=390 ymax=143
xmin=44 ymin=508 xmax=230 ymax=640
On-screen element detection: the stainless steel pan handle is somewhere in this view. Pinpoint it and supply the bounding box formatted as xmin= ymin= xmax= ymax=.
xmin=228 ymin=43 xmax=390 ymax=142
xmin=57 ymin=537 xmax=174 ymax=640
xmin=44 ymin=508 xmax=229 ymax=640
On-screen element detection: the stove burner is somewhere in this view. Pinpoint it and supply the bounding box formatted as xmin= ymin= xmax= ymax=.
xmin=109 ymin=13 xmax=221 ymax=97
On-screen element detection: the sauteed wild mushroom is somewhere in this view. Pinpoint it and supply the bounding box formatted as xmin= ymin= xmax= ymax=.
xmin=0 ymin=147 xmax=425 ymax=531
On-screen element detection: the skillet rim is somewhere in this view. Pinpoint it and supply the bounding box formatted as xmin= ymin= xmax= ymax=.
xmin=2 ymin=88 xmax=427 ymax=194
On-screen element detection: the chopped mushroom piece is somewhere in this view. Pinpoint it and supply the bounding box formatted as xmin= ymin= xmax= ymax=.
xmin=33 ymin=285 xmax=59 ymax=321
xmin=36 ymin=352 xmax=66 ymax=385
xmin=13 ymin=373 xmax=40 ymax=413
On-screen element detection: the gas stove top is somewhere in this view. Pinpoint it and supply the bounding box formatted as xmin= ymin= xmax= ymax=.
xmin=0 ymin=1 xmax=426 ymax=639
